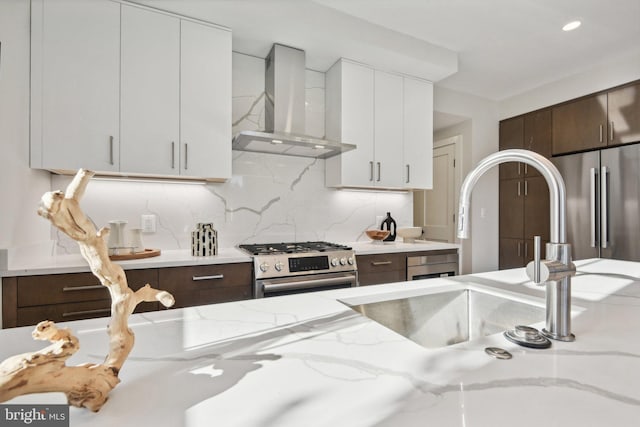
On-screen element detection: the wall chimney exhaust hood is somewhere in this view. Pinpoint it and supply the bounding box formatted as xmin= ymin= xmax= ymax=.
xmin=232 ymin=44 xmax=356 ymax=159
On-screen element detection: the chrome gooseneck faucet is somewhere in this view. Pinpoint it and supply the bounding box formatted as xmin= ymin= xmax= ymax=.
xmin=458 ymin=149 xmax=576 ymax=341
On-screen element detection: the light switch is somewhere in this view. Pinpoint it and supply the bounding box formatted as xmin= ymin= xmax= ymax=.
xmin=141 ymin=214 xmax=156 ymax=233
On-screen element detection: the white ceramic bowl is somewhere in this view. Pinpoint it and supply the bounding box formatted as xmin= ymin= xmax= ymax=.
xmin=396 ymin=227 xmax=422 ymax=243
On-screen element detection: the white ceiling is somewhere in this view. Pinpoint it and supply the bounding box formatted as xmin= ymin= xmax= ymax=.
xmin=134 ymin=0 xmax=640 ymax=104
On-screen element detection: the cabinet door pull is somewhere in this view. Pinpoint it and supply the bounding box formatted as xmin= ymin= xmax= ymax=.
xmin=610 ymin=121 xmax=614 ymax=141
xmin=524 ymin=164 xmax=528 ymax=175
xmin=171 ymin=142 xmax=176 ymax=169
xmin=406 ymin=164 xmax=410 ymax=183
xmin=517 ymin=181 xmax=521 ymax=196
xmin=517 ymin=242 xmax=521 ymax=257
xmin=377 ymin=162 xmax=381 ymax=182
xmin=63 ymin=308 xmax=111 ymax=318
xmin=192 ymin=274 xmax=224 ymax=281
xmin=524 ymin=242 xmax=528 ymax=258
xmin=524 ymin=180 xmax=528 ymax=196
xmin=369 ymin=161 xmax=374 ymax=181
xmin=109 ymin=136 xmax=115 ymax=165
xmin=63 ymin=285 xmax=104 ymax=292
xmin=599 ymin=124 xmax=603 ymax=143
xmin=184 ymin=143 xmax=188 ymax=170
xmin=517 ymin=163 xmax=521 ymax=176
xmin=371 ymin=261 xmax=392 ymax=266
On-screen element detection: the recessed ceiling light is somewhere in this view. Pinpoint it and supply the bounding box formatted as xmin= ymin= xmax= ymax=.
xmin=562 ymin=20 xmax=581 ymax=32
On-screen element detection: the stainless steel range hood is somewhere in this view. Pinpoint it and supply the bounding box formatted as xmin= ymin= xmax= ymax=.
xmin=232 ymin=44 xmax=356 ymax=159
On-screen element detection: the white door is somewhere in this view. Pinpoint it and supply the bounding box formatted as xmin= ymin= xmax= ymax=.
xmin=35 ymin=0 xmax=120 ymax=172
xmin=120 ymin=5 xmax=180 ymax=175
xmin=180 ymin=20 xmax=232 ymax=179
xmin=423 ymin=143 xmax=457 ymax=242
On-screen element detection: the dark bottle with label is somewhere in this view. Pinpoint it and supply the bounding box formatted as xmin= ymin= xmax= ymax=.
xmin=380 ymin=212 xmax=397 ymax=242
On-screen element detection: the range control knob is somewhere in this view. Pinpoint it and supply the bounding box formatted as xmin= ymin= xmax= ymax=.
xmin=259 ymin=262 xmax=269 ymax=272
xmin=340 ymin=257 xmax=347 ymax=266
xmin=347 ymin=257 xmax=354 ymax=265
xmin=331 ymin=258 xmax=339 ymax=267
xmin=274 ymin=261 xmax=284 ymax=272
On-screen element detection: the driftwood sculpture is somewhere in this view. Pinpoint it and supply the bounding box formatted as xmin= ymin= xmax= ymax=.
xmin=0 ymin=169 xmax=175 ymax=411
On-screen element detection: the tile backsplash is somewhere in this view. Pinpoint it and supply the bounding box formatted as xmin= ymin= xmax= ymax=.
xmin=51 ymin=53 xmax=412 ymax=254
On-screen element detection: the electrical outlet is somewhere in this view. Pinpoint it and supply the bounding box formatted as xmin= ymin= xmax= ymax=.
xmin=141 ymin=214 xmax=156 ymax=233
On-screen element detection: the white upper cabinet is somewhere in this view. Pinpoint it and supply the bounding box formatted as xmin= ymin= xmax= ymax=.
xmin=120 ymin=5 xmax=180 ymax=176
xmin=326 ymin=60 xmax=374 ymax=187
xmin=326 ymin=59 xmax=433 ymax=190
xmin=403 ymin=77 xmax=433 ymax=189
xmin=180 ymin=20 xmax=232 ymax=179
xmin=374 ymin=70 xmax=404 ymax=188
xmin=30 ymin=0 xmax=232 ymax=181
xmin=30 ymin=0 xmax=120 ymax=172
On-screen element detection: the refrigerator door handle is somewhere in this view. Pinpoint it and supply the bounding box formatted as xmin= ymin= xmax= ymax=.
xmin=590 ymin=168 xmax=598 ymax=248
xmin=601 ymin=166 xmax=609 ymax=249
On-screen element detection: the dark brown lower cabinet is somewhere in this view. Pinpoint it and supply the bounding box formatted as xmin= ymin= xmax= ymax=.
xmin=499 ymin=238 xmax=546 ymax=270
xmin=2 ymin=269 xmax=159 ymax=328
xmin=2 ymin=262 xmax=253 ymax=328
xmin=357 ymin=253 xmax=406 ymax=286
xmin=158 ymin=263 xmax=252 ymax=309
xmin=499 ymin=176 xmax=549 ymax=270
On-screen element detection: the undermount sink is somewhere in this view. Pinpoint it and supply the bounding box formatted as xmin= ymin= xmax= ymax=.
xmin=344 ymin=287 xmax=545 ymax=349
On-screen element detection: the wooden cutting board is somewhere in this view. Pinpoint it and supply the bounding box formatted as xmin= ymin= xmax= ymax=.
xmin=109 ymin=249 xmax=161 ymax=261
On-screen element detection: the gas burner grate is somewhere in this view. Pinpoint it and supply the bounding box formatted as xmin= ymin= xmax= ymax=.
xmin=239 ymin=241 xmax=351 ymax=256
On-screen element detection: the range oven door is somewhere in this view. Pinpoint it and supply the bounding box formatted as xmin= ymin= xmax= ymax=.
xmin=255 ymin=271 xmax=358 ymax=298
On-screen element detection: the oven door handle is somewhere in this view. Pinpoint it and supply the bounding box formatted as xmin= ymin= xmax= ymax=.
xmin=261 ymin=274 xmax=357 ymax=293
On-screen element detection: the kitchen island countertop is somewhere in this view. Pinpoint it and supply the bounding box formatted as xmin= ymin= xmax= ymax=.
xmin=1 ymin=258 xmax=639 ymax=426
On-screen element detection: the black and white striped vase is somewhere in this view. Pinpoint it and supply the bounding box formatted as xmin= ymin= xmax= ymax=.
xmin=191 ymin=223 xmax=218 ymax=256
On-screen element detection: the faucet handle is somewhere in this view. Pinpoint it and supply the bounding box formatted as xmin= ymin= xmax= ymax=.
xmin=526 ymin=235 xmax=546 ymax=284
xmin=533 ymin=235 xmax=541 ymax=283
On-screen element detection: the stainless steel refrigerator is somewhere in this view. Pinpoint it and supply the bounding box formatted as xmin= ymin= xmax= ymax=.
xmin=551 ymin=143 xmax=640 ymax=261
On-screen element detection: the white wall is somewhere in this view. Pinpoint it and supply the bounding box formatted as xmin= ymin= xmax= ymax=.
xmin=501 ymin=50 xmax=640 ymax=119
xmin=0 ymin=1 xmax=51 ymax=251
xmin=434 ymin=86 xmax=500 ymax=273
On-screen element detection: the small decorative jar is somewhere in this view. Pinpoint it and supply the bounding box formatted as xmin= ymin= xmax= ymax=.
xmin=191 ymin=223 xmax=218 ymax=257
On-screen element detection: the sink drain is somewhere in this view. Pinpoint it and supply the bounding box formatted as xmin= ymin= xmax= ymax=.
xmin=504 ymin=325 xmax=552 ymax=349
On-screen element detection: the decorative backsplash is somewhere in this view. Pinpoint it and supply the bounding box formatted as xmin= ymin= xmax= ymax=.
xmin=51 ymin=53 xmax=412 ymax=253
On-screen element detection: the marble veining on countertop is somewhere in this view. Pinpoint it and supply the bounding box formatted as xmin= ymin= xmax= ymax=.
xmin=0 ymin=248 xmax=252 ymax=277
xmin=2 ymin=258 xmax=640 ymax=426
xmin=0 ymin=240 xmax=457 ymax=277
xmin=348 ymin=240 xmax=460 ymax=254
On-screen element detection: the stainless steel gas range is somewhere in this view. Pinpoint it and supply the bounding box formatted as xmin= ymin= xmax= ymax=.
xmin=238 ymin=242 xmax=358 ymax=298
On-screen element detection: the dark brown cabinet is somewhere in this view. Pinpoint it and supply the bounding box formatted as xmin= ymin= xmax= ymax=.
xmin=158 ymin=263 xmax=252 ymax=309
xmin=499 ymin=109 xmax=551 ymax=179
xmin=499 ymin=110 xmax=551 ymax=270
xmin=356 ymin=253 xmax=406 ymax=286
xmin=608 ymin=83 xmax=640 ymax=146
xmin=2 ymin=269 xmax=159 ymax=328
xmin=2 ymin=262 xmax=253 ymax=328
xmin=552 ymin=94 xmax=607 ymax=154
xmin=552 ymin=82 xmax=640 ymax=155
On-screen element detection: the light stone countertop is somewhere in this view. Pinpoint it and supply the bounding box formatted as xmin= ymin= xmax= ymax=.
xmin=1 ymin=258 xmax=639 ymax=426
xmin=0 ymin=241 xmax=458 ymax=277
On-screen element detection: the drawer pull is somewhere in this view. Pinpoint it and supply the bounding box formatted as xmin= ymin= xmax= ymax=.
xmin=371 ymin=261 xmax=392 ymax=266
xmin=192 ymin=274 xmax=224 ymax=281
xmin=63 ymin=285 xmax=104 ymax=292
xmin=62 ymin=308 xmax=111 ymax=318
